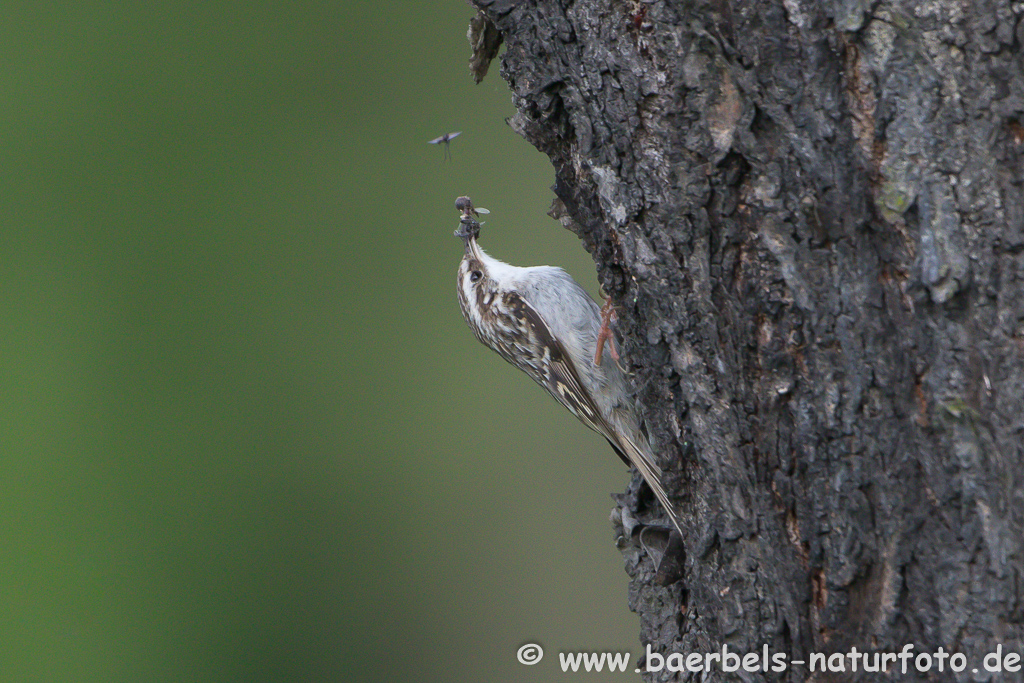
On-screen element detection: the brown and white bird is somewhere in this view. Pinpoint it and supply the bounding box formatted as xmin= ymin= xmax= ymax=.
xmin=453 ymin=198 xmax=682 ymax=536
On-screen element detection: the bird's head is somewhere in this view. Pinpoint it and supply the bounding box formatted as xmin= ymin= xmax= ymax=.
xmin=456 ymin=230 xmax=506 ymax=334
xmin=453 ymin=196 xmax=525 ymax=342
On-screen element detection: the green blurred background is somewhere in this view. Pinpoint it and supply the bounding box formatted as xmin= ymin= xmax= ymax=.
xmin=1 ymin=2 xmax=642 ymax=681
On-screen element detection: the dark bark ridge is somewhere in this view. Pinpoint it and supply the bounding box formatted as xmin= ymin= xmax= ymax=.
xmin=469 ymin=0 xmax=1024 ymax=679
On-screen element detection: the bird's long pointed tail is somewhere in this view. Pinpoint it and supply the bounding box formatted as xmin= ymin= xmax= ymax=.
xmin=616 ymin=434 xmax=684 ymax=537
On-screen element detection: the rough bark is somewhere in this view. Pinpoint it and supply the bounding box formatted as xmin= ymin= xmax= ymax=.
xmin=469 ymin=0 xmax=1024 ymax=680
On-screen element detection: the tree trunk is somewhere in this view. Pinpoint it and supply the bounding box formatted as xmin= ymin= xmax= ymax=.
xmin=468 ymin=0 xmax=1024 ymax=679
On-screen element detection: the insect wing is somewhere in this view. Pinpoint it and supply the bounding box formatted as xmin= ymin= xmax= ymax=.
xmin=428 ymin=131 xmax=461 ymax=144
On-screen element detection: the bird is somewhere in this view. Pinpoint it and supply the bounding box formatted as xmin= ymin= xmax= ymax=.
xmin=428 ymin=131 xmax=461 ymax=161
xmin=452 ymin=197 xmax=682 ymax=536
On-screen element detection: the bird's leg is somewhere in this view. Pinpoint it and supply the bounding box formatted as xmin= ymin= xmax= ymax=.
xmin=594 ymin=292 xmax=624 ymax=371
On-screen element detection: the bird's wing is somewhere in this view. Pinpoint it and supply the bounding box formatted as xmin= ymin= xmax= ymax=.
xmin=506 ymin=293 xmax=683 ymax=535
xmin=498 ymin=292 xmax=606 ymax=431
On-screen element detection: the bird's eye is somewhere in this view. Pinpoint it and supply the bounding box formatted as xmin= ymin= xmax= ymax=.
xmin=470 ymin=270 xmax=482 ymax=283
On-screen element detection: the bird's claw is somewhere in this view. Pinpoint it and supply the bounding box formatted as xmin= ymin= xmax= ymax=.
xmin=594 ymin=295 xmax=626 ymax=372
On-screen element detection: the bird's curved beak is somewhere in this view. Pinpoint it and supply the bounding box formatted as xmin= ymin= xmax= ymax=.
xmin=465 ymin=234 xmax=484 ymax=260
